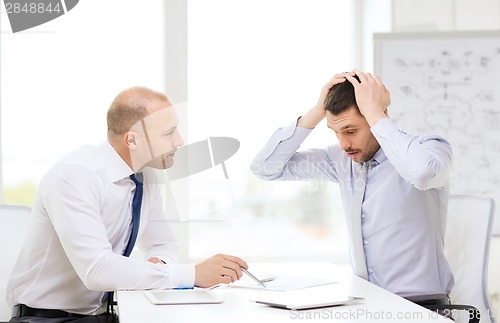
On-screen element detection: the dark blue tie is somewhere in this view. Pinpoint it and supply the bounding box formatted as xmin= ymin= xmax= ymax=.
xmin=123 ymin=173 xmax=144 ymax=256
xmin=107 ymin=173 xmax=144 ymax=315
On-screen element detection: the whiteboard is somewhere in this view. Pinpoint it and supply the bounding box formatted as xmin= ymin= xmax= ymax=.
xmin=374 ymin=31 xmax=500 ymax=235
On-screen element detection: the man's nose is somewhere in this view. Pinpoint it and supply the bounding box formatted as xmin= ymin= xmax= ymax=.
xmin=175 ymin=132 xmax=184 ymax=148
xmin=338 ymin=136 xmax=351 ymax=151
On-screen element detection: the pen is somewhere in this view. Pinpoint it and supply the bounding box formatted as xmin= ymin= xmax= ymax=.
xmin=241 ymin=267 xmax=266 ymax=288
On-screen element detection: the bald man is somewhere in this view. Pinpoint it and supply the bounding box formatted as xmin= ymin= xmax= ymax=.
xmin=7 ymin=87 xmax=247 ymax=323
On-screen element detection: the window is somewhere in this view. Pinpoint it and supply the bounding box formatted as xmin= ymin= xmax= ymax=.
xmin=1 ymin=0 xmax=367 ymax=264
xmin=176 ymin=0 xmax=354 ymax=262
xmin=0 ymin=0 xmax=165 ymax=204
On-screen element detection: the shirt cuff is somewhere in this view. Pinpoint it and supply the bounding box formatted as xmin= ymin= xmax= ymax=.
xmin=259 ymin=119 xmax=312 ymax=159
xmin=167 ymin=264 xmax=195 ymax=288
xmin=287 ymin=117 xmax=313 ymax=143
xmin=282 ymin=118 xmax=311 ymax=141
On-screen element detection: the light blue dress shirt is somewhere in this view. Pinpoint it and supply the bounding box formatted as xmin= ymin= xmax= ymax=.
xmin=250 ymin=117 xmax=454 ymax=297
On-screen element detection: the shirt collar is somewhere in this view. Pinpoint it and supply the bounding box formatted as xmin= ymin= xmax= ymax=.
xmin=370 ymin=148 xmax=387 ymax=166
xmin=356 ymin=148 xmax=387 ymax=169
xmin=101 ymin=141 xmax=134 ymax=183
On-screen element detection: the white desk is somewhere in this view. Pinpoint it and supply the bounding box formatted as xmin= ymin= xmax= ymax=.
xmin=117 ymin=262 xmax=451 ymax=322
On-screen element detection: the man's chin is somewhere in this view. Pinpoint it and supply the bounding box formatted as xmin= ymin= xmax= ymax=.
xmin=346 ymin=152 xmax=361 ymax=162
xmin=161 ymin=156 xmax=175 ymax=169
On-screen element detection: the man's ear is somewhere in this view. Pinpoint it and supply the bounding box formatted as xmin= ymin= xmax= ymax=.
xmin=125 ymin=131 xmax=138 ymax=149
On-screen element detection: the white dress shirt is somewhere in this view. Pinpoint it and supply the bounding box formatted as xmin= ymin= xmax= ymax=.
xmin=250 ymin=117 xmax=454 ymax=297
xmin=7 ymin=141 xmax=194 ymax=315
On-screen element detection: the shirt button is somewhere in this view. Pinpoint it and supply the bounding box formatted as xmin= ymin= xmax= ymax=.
xmin=363 ymin=240 xmax=368 ymax=245
xmin=368 ymin=268 xmax=374 ymax=274
xmin=361 ymin=214 xmax=366 ymax=219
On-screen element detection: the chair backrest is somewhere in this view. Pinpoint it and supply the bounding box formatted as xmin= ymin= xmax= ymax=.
xmin=445 ymin=194 xmax=496 ymax=323
xmin=0 ymin=204 xmax=31 ymax=321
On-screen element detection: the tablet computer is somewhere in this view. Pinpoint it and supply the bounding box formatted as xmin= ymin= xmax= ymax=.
xmin=252 ymin=295 xmax=364 ymax=310
xmin=145 ymin=289 xmax=223 ymax=305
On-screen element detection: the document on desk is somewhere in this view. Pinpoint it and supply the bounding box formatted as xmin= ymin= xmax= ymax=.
xmin=230 ymin=274 xmax=337 ymax=291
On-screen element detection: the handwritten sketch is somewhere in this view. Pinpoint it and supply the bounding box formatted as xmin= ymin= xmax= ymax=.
xmin=375 ymin=33 xmax=500 ymax=233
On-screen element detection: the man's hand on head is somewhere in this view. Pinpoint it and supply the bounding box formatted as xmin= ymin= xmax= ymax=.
xmin=299 ymin=72 xmax=354 ymax=129
xmin=315 ymin=72 xmax=354 ymax=110
xmin=346 ymin=69 xmax=391 ymax=127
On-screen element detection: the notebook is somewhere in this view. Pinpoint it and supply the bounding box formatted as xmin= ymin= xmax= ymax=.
xmin=145 ymin=289 xmax=223 ymax=305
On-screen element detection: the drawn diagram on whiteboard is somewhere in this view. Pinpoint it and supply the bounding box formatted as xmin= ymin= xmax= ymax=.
xmin=377 ymin=37 xmax=500 ymax=196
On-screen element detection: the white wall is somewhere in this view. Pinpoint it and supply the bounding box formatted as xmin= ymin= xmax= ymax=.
xmin=391 ymin=0 xmax=500 ymax=320
xmin=392 ymin=0 xmax=500 ymax=31
xmin=351 ymin=0 xmax=392 ymax=71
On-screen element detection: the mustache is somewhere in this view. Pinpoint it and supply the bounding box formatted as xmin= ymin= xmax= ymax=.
xmin=166 ymin=149 xmax=177 ymax=155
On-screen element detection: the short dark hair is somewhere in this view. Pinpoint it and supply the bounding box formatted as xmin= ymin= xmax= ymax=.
xmin=324 ymin=75 xmax=360 ymax=115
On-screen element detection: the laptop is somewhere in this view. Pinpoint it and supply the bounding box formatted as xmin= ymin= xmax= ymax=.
xmin=252 ymin=293 xmax=364 ymax=310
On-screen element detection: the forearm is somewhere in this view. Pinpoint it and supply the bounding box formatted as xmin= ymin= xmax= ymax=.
xmin=250 ymin=120 xmax=312 ymax=179
xmin=297 ymin=105 xmax=325 ymax=129
xmin=372 ymin=118 xmax=452 ymax=189
xmin=84 ymin=253 xmax=194 ymax=291
xmin=364 ymin=113 xmax=389 ymax=128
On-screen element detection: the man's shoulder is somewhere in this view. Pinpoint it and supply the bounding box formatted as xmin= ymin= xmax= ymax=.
xmin=61 ymin=143 xmax=107 ymax=169
xmin=42 ymin=143 xmax=109 ymax=183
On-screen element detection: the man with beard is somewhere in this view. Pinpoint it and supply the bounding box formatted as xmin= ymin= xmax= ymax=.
xmin=250 ymin=70 xmax=454 ymax=305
